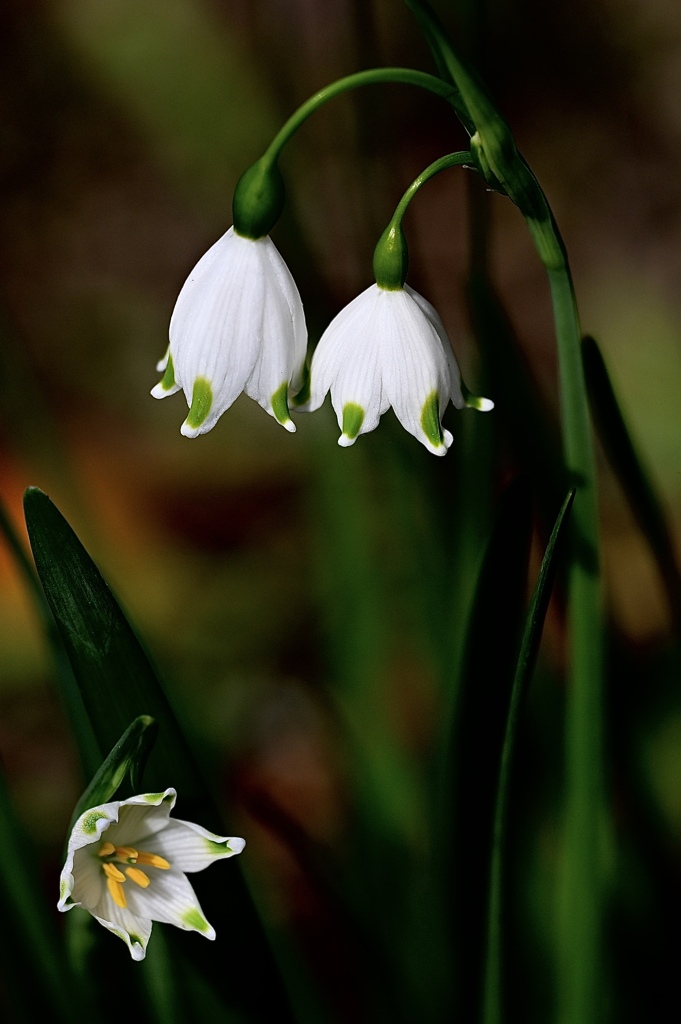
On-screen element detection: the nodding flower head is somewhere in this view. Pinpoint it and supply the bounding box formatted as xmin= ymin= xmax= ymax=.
xmin=300 ymin=282 xmax=492 ymax=455
xmin=152 ymin=227 xmax=307 ymax=437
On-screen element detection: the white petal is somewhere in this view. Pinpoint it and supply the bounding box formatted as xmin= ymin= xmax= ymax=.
xmin=405 ymin=284 xmax=465 ymax=409
xmin=90 ymin=892 xmax=153 ymax=961
xmin=151 ymin=380 xmax=182 ymax=400
xmin=243 ymin=237 xmax=307 ymax=429
xmin=306 ymin=284 xmax=388 ymax=443
xmin=123 ymin=868 xmax=216 ymax=940
xmin=59 ymin=849 xmax=101 ymax=912
xmin=262 ymin=234 xmax=308 ymax=393
xmin=378 ymin=288 xmax=451 ymax=454
xmin=150 ymin=819 xmax=245 ymax=872
xmin=304 ymin=285 xmax=371 ymax=409
xmin=105 ymin=790 xmax=177 ymax=848
xmin=171 ymin=230 xmax=264 ymax=435
xmin=160 ymin=228 xmax=307 ymax=436
xmin=58 ymin=802 xmax=121 ymax=912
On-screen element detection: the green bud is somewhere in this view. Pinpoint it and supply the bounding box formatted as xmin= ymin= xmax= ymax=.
xmin=373 ymin=221 xmax=409 ymax=290
xmin=232 ymin=158 xmax=285 ymax=239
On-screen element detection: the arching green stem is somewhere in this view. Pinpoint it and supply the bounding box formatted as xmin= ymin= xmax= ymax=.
xmin=394 ymin=150 xmax=473 ymax=224
xmin=373 ymin=151 xmax=472 ymax=288
xmin=233 ymin=67 xmax=472 ymax=238
xmin=262 ymin=67 xmax=467 ymax=167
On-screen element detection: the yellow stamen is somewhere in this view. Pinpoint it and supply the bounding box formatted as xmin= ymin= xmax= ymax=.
xmin=136 ymin=851 xmax=170 ymax=870
xmin=115 ymin=846 xmax=139 ymax=861
xmin=125 ymin=867 xmax=151 ymax=888
xmin=102 ymin=862 xmax=126 ymax=883
xmin=106 ymin=876 xmax=127 ymax=909
xmin=98 ymin=842 xmax=115 ymax=858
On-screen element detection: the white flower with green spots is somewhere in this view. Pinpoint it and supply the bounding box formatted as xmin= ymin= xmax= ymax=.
xmin=58 ymin=789 xmax=245 ymax=961
xmin=152 ymin=226 xmax=307 ymax=436
xmin=302 ymin=283 xmax=493 ymax=454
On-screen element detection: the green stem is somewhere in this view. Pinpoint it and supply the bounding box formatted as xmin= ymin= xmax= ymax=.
xmin=262 ymin=67 xmax=467 ymax=164
xmin=400 ymin=4 xmax=607 ymax=1020
xmin=373 ymin=151 xmax=473 ymax=288
xmin=548 ymin=266 xmax=605 ymax=1024
xmin=391 ymin=150 xmax=473 ymax=223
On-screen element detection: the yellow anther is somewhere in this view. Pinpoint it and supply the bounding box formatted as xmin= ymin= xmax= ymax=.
xmin=115 ymin=846 xmax=139 ymax=861
xmin=106 ymin=876 xmax=127 ymax=909
xmin=125 ymin=867 xmax=151 ymax=888
xmin=98 ymin=842 xmax=115 ymax=858
xmin=136 ymin=851 xmax=170 ymax=870
xmin=102 ymin=862 xmax=126 ymax=883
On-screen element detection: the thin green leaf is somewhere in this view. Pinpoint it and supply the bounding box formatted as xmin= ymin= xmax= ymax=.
xmin=583 ymin=335 xmax=681 ymax=630
xmin=483 ymin=488 xmax=575 ymax=1024
xmin=437 ymin=476 xmax=533 ymax=1017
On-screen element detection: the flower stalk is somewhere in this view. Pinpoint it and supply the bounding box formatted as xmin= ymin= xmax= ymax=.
xmin=232 ymin=68 xmax=469 ymax=240
xmin=373 ymin=150 xmax=473 ymax=289
xmin=262 ymin=67 xmax=468 ymax=167
xmin=402 ymin=1 xmax=606 ymax=1020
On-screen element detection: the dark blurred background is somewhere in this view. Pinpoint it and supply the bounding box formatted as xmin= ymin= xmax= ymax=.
xmin=1 ymin=0 xmax=680 ymax=1018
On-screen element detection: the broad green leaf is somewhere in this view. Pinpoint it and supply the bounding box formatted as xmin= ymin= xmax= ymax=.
xmin=24 ymin=487 xmax=202 ymax=796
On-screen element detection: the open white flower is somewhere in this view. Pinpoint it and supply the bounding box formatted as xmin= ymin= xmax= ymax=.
xmin=302 ymin=283 xmax=492 ymax=455
xmin=152 ymin=226 xmax=307 ymax=436
xmin=58 ymin=789 xmax=245 ymax=961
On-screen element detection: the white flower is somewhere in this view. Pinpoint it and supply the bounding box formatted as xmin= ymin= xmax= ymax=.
xmin=152 ymin=226 xmax=307 ymax=436
xmin=302 ymin=283 xmax=492 ymax=455
xmin=58 ymin=789 xmax=245 ymax=961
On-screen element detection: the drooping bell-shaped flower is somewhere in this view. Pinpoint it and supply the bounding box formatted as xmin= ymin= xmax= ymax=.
xmin=152 ymin=227 xmax=307 ymax=436
xmin=302 ymin=282 xmax=493 ymax=455
xmin=152 ymin=159 xmax=306 ymax=436
xmin=58 ymin=789 xmax=245 ymax=961
xmin=300 ymin=221 xmax=492 ymax=454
